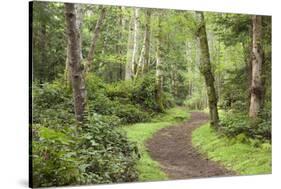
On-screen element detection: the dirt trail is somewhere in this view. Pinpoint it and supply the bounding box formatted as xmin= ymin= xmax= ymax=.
xmin=146 ymin=112 xmax=235 ymax=179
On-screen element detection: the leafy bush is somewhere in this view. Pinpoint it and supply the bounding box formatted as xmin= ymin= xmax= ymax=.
xmin=219 ymin=112 xmax=249 ymax=137
xmin=162 ymin=92 xmax=176 ymax=108
xmin=32 ymin=124 xmax=81 ymax=187
xmin=85 ymin=73 xmax=107 ymax=101
xmin=32 ymin=81 xmax=74 ymax=124
xmin=131 ymin=75 xmax=160 ymax=111
xmin=78 ymin=113 xmax=139 ymax=184
xmin=85 ymin=74 xmax=153 ymax=124
xmin=32 ymin=113 xmax=139 ymax=187
xmin=113 ymin=104 xmax=150 ymax=124
xmin=105 ymin=80 xmax=133 ymax=102
xmin=32 ymin=78 xmax=140 ymax=187
xmin=32 ymin=80 xmax=72 ymax=110
xmin=89 ymin=94 xmax=118 ymax=115
xmin=219 ymin=111 xmax=271 ymax=141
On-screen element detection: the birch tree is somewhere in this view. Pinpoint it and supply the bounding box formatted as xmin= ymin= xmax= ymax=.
xmin=125 ymin=8 xmax=139 ymax=80
xmin=64 ymin=3 xmax=86 ymax=122
xmin=155 ymin=13 xmax=164 ymax=112
xmin=65 ymin=4 xmax=83 ymax=85
xmin=135 ymin=9 xmax=152 ymax=78
xmin=249 ymin=15 xmax=263 ymax=118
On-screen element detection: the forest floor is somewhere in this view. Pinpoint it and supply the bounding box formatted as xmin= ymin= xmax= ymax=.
xmin=146 ymin=112 xmax=236 ymax=179
xmin=120 ymin=107 xmax=190 ymax=181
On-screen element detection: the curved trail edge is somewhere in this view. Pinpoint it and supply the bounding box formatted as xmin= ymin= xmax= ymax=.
xmin=146 ymin=112 xmax=236 ymax=179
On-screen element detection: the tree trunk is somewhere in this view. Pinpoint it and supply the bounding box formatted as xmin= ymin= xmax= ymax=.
xmin=249 ymin=15 xmax=263 ymax=118
xmin=64 ymin=44 xmax=72 ymax=87
xmin=118 ymin=6 xmax=126 ymax=80
xmin=125 ymin=10 xmax=134 ymax=80
xmin=195 ymin=12 xmax=219 ymax=128
xmin=39 ymin=21 xmax=46 ymax=83
xmin=64 ymin=3 xmax=86 ymax=122
xmin=242 ymin=22 xmax=253 ymax=112
xmin=135 ymin=45 xmax=145 ymax=79
xmin=131 ymin=8 xmax=140 ymax=76
xmin=65 ymin=4 xmax=83 ymax=86
xmin=85 ymin=6 xmax=106 ymax=73
xmin=135 ymin=9 xmax=152 ymax=79
xmin=142 ymin=9 xmax=151 ymax=73
xmin=155 ymin=14 xmax=164 ymax=112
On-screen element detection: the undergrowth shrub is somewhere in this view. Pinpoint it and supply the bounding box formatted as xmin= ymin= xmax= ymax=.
xmin=105 ymin=74 xmax=175 ymax=113
xmin=219 ymin=111 xmax=271 ymax=141
xmin=32 ymin=81 xmax=73 ymax=124
xmin=113 ymin=104 xmax=150 ymax=124
xmin=32 ymin=80 xmax=72 ymax=109
xmin=32 ymin=113 xmax=139 ymax=187
xmin=131 ymin=75 xmax=160 ymax=111
xmin=86 ymin=73 xmax=153 ymax=124
xmin=32 ymin=78 xmax=140 ymax=187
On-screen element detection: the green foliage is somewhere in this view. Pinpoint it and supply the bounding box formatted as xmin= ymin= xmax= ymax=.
xmin=219 ymin=111 xmax=271 ymax=140
xmin=192 ymin=123 xmax=271 ymax=175
xmin=85 ymin=74 xmax=152 ymax=124
xmin=32 ymin=113 xmax=140 ymax=187
xmin=32 ymin=124 xmax=80 ymax=187
xmin=32 ymin=78 xmax=140 ymax=187
xmin=31 ymin=1 xmax=272 ymax=186
xmin=184 ymin=93 xmax=206 ymax=110
xmin=114 ymin=104 xmax=150 ymax=124
xmin=32 ymin=2 xmax=66 ymax=82
xmin=32 ymin=81 xmax=74 ymax=125
xmin=105 ymin=79 xmax=134 ymax=102
xmin=86 ymin=74 xmax=177 ymax=125
xmin=218 ymin=68 xmax=248 ymax=112
xmin=105 ymin=74 xmax=166 ymax=112
xmin=132 ymin=75 xmax=168 ymax=111
xmin=32 ymin=80 xmax=71 ymax=110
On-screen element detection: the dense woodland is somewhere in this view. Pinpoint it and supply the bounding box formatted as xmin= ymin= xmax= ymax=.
xmin=31 ymin=2 xmax=271 ymax=187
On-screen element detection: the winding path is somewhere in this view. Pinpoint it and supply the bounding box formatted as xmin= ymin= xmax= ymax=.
xmin=146 ymin=112 xmax=235 ymax=179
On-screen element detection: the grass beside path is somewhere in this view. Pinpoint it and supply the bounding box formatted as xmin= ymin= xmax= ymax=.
xmin=119 ymin=107 xmax=190 ymax=181
xmin=192 ymin=123 xmax=272 ymax=175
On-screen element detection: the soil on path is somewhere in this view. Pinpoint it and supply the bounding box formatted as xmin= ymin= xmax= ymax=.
xmin=146 ymin=112 xmax=236 ymax=179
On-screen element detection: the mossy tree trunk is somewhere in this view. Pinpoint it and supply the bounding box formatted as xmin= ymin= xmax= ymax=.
xmin=142 ymin=9 xmax=152 ymax=74
xmin=155 ymin=14 xmax=164 ymax=112
xmin=64 ymin=3 xmax=86 ymax=122
xmin=195 ymin=12 xmax=219 ymax=128
xmin=249 ymin=15 xmax=263 ymax=118
xmin=125 ymin=8 xmax=140 ymax=80
xmin=135 ymin=9 xmax=152 ymax=79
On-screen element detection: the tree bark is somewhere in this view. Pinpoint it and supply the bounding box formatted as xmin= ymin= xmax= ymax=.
xmin=249 ymin=15 xmax=263 ymax=118
xmin=64 ymin=44 xmax=72 ymax=87
xmin=195 ymin=12 xmax=219 ymax=128
xmin=155 ymin=14 xmax=164 ymax=112
xmin=131 ymin=8 xmax=140 ymax=76
xmin=65 ymin=4 xmax=83 ymax=86
xmin=85 ymin=6 xmax=106 ymax=73
xmin=117 ymin=6 xmax=125 ymax=80
xmin=135 ymin=9 xmax=152 ymax=79
xmin=242 ymin=21 xmax=253 ymax=112
xmin=142 ymin=9 xmax=151 ymax=73
xmin=125 ymin=10 xmax=134 ymax=80
xmin=39 ymin=20 xmax=46 ymax=83
xmin=64 ymin=3 xmax=86 ymax=122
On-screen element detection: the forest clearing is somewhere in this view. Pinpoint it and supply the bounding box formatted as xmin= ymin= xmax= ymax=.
xmin=30 ymin=1 xmax=271 ymax=187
